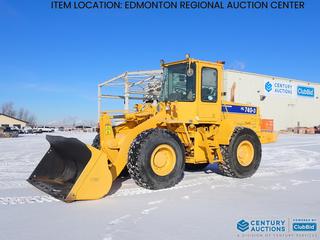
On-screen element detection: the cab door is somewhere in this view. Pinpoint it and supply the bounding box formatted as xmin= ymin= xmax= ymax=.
xmin=197 ymin=62 xmax=222 ymax=122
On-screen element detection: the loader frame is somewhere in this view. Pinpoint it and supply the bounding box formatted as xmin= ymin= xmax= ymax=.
xmin=28 ymin=57 xmax=277 ymax=202
xmin=98 ymin=59 xmax=276 ymax=179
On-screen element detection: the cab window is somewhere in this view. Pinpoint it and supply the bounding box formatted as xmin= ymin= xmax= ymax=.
xmin=201 ymin=68 xmax=217 ymax=102
xmin=160 ymin=63 xmax=196 ymax=102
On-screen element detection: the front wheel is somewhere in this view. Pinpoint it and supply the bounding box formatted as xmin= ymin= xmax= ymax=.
xmin=127 ymin=128 xmax=185 ymax=190
xmin=218 ymin=127 xmax=261 ymax=178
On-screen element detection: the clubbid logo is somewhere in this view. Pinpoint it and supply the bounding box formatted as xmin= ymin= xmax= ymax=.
xmin=292 ymin=218 xmax=317 ymax=232
xmin=297 ymin=86 xmax=315 ymax=97
xmin=265 ymin=81 xmax=272 ymax=92
xmin=237 ymin=220 xmax=249 ymax=232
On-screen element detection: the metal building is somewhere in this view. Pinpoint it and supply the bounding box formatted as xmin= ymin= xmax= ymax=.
xmin=0 ymin=114 xmax=28 ymax=129
xmin=223 ymin=70 xmax=320 ymax=131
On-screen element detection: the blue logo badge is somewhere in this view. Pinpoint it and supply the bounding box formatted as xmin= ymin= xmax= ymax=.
xmin=293 ymin=222 xmax=317 ymax=232
xmin=265 ymin=81 xmax=272 ymax=92
xmin=297 ymin=86 xmax=314 ymax=97
xmin=237 ymin=219 xmax=249 ymax=232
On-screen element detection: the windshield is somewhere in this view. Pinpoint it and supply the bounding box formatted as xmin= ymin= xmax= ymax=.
xmin=160 ymin=63 xmax=196 ymax=102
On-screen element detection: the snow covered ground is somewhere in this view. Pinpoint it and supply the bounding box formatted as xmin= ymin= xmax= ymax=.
xmin=0 ymin=133 xmax=319 ymax=240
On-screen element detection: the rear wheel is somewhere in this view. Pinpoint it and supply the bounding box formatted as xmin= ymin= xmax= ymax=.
xmin=218 ymin=127 xmax=261 ymax=178
xmin=128 ymin=128 xmax=185 ymax=189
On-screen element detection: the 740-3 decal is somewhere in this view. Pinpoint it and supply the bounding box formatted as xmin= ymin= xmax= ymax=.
xmin=222 ymin=105 xmax=257 ymax=115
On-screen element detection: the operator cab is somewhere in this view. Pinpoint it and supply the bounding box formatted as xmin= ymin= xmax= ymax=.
xmin=159 ymin=56 xmax=223 ymax=122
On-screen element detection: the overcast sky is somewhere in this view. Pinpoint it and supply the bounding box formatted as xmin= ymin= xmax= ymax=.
xmin=0 ymin=0 xmax=319 ymax=123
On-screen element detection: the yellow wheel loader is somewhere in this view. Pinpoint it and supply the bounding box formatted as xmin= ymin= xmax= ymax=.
xmin=27 ymin=57 xmax=277 ymax=202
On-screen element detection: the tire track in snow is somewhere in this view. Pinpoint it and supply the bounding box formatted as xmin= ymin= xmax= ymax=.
xmin=2 ymin=139 xmax=320 ymax=206
xmin=108 ymin=177 xmax=207 ymax=198
xmin=264 ymin=142 xmax=320 ymax=149
xmin=0 ymin=158 xmax=306 ymax=207
xmin=0 ymin=195 xmax=59 ymax=205
xmin=0 ymin=176 xmax=208 ymax=207
xmin=258 ymin=148 xmax=320 ymax=177
xmin=0 ymin=180 xmax=30 ymax=190
xmin=263 ymin=140 xmax=320 ymax=148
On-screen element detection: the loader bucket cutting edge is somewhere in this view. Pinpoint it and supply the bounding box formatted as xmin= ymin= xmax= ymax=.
xmin=27 ymin=135 xmax=113 ymax=202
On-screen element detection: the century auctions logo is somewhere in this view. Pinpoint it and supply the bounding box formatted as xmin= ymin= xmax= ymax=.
xmin=237 ymin=219 xmax=286 ymax=233
xmin=264 ymin=81 xmax=272 ymax=92
xmin=236 ymin=218 xmax=318 ymax=238
xmin=264 ymin=80 xmax=293 ymax=96
xmin=237 ymin=220 xmax=249 ymax=232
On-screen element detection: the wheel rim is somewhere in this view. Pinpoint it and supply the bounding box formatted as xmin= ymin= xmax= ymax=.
xmin=150 ymin=144 xmax=176 ymax=176
xmin=236 ymin=140 xmax=254 ymax=167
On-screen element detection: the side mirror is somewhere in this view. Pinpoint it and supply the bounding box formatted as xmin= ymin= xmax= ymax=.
xmin=187 ymin=68 xmax=194 ymax=77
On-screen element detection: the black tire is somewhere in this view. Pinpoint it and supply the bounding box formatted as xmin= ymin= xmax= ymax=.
xmin=218 ymin=127 xmax=261 ymax=178
xmin=127 ymin=128 xmax=185 ymax=190
xmin=185 ymin=163 xmax=209 ymax=171
xmin=92 ymin=134 xmax=100 ymax=149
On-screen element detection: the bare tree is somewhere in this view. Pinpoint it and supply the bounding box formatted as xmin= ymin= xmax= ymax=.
xmin=18 ymin=108 xmax=25 ymax=119
xmin=1 ymin=102 xmax=16 ymax=117
xmin=1 ymin=102 xmax=37 ymax=126
xmin=27 ymin=114 xmax=37 ymax=127
xmin=18 ymin=108 xmax=30 ymax=122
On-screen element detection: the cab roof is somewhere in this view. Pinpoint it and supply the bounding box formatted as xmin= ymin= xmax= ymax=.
xmin=163 ymin=58 xmax=225 ymax=67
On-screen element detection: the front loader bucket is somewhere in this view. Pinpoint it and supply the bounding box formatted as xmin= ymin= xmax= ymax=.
xmin=27 ymin=135 xmax=113 ymax=202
